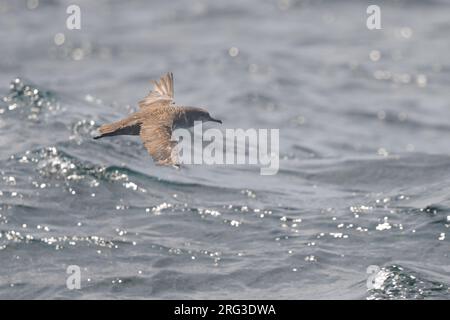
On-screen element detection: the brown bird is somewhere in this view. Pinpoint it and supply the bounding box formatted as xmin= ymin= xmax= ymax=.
xmin=94 ymin=72 xmax=222 ymax=165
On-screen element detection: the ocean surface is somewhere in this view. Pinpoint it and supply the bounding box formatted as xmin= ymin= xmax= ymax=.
xmin=1 ymin=0 xmax=450 ymax=299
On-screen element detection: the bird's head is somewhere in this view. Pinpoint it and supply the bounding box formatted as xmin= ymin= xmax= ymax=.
xmin=187 ymin=107 xmax=222 ymax=125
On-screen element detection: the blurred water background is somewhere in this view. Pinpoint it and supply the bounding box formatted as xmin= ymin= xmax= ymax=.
xmin=0 ymin=0 xmax=450 ymax=299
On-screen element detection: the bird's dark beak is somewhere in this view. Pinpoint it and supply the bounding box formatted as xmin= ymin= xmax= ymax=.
xmin=210 ymin=117 xmax=222 ymax=124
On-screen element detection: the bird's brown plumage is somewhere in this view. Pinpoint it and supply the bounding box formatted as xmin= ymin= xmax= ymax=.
xmin=95 ymin=72 xmax=221 ymax=166
xmin=138 ymin=72 xmax=174 ymax=110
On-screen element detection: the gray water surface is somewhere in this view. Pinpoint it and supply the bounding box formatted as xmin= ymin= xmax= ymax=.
xmin=0 ymin=0 xmax=450 ymax=299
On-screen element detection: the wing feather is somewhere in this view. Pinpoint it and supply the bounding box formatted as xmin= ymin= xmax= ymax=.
xmin=139 ymin=72 xmax=174 ymax=109
xmin=139 ymin=122 xmax=179 ymax=165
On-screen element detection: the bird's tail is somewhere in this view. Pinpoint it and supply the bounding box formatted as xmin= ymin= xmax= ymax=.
xmin=94 ymin=116 xmax=141 ymax=139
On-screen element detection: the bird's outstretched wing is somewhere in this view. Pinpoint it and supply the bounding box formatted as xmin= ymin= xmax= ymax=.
xmin=139 ymin=72 xmax=174 ymax=109
xmin=139 ymin=121 xmax=179 ymax=165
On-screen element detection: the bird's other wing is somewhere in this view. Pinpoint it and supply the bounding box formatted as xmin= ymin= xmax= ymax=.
xmin=138 ymin=72 xmax=174 ymax=109
xmin=139 ymin=120 xmax=179 ymax=165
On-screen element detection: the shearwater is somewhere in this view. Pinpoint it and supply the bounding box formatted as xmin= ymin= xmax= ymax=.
xmin=94 ymin=72 xmax=222 ymax=165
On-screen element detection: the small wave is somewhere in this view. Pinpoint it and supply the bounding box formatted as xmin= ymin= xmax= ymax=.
xmin=1 ymin=78 xmax=60 ymax=121
xmin=367 ymin=264 xmax=450 ymax=300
